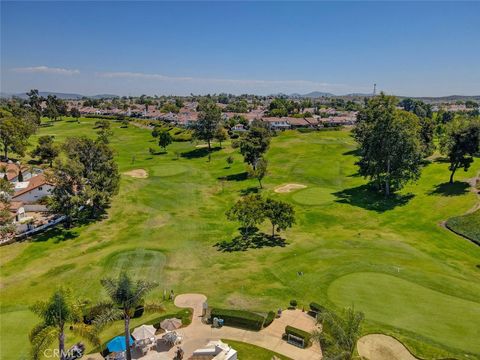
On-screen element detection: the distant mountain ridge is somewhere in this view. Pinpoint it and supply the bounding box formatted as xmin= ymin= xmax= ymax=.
xmin=0 ymin=91 xmax=118 ymax=100
xmin=1 ymin=90 xmax=478 ymax=102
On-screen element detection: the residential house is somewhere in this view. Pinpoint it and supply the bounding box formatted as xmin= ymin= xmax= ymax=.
xmin=12 ymin=174 xmax=54 ymax=204
xmin=262 ymin=117 xmax=291 ymax=130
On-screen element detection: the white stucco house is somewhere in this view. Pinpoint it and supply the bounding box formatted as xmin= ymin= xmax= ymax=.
xmin=12 ymin=174 xmax=54 ymax=204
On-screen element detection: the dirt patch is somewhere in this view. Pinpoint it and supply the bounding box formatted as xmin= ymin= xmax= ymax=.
xmin=123 ymin=169 xmax=148 ymax=178
xmin=357 ymin=334 xmax=417 ymax=360
xmin=274 ymin=183 xmax=307 ymax=193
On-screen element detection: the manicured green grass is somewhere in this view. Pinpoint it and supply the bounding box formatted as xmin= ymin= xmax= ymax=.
xmin=1 ymin=117 xmax=479 ymax=359
xmin=446 ymin=209 xmax=480 ymax=244
xmin=221 ymin=339 xmax=292 ymax=360
xmin=328 ymin=272 xmax=480 ymax=354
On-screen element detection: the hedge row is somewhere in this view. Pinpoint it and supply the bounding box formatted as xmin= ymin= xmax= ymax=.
xmin=309 ymin=302 xmax=327 ymax=314
xmin=210 ymin=308 xmax=265 ymax=331
xmin=263 ymin=311 xmax=276 ymax=328
xmin=285 ymin=325 xmax=312 ymax=346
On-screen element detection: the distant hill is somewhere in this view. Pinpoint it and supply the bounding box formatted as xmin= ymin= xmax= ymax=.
xmin=0 ymin=91 xmax=118 ymax=100
xmin=291 ymin=91 xmax=335 ymax=98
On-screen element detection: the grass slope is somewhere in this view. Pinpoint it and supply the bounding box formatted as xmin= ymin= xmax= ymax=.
xmin=0 ymin=118 xmax=479 ymax=359
xmin=446 ymin=209 xmax=480 ymax=244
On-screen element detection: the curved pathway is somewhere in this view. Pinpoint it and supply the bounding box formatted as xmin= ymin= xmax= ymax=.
xmin=170 ymin=293 xmax=322 ymax=360
xmin=357 ymin=334 xmax=417 ymax=360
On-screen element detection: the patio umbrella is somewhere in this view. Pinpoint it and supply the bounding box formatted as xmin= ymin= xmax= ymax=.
xmin=160 ymin=318 xmax=182 ymax=331
xmin=132 ymin=325 xmax=156 ymax=340
xmin=107 ymin=336 xmax=134 ymax=353
xmin=162 ymin=331 xmax=177 ymax=345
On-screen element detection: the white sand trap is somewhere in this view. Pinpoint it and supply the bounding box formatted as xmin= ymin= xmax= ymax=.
xmin=357 ymin=334 xmax=417 ymax=360
xmin=274 ymin=183 xmax=307 ymax=193
xmin=195 ymin=144 xmax=208 ymax=148
xmin=123 ymin=169 xmax=148 ymax=179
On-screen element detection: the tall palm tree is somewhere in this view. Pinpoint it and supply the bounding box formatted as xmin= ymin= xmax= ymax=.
xmin=311 ymin=306 xmax=364 ymax=360
xmin=95 ymin=273 xmax=162 ymax=360
xmin=29 ymin=288 xmax=99 ymax=360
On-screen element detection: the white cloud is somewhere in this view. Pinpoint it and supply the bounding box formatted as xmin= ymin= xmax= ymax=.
xmin=11 ymin=66 xmax=80 ymax=75
xmin=96 ymin=71 xmax=355 ymax=90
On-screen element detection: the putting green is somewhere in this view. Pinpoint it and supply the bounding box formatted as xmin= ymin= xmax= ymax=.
xmin=291 ymin=187 xmax=335 ymax=206
xmin=327 ymin=272 xmax=480 ymax=354
xmin=101 ymin=249 xmax=166 ymax=279
xmin=153 ymin=164 xmax=188 ymax=177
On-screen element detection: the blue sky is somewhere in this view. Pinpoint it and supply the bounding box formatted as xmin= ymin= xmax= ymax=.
xmin=1 ymin=1 xmax=479 ymax=96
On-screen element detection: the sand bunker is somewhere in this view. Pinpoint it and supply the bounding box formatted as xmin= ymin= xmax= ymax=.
xmin=123 ymin=169 xmax=148 ymax=179
xmin=357 ymin=334 xmax=417 ymax=360
xmin=274 ymin=183 xmax=307 ymax=193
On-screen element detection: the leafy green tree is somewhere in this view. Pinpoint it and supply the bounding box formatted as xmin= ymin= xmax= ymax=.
xmin=94 ymin=120 xmax=113 ymax=143
xmin=226 ymin=155 xmax=234 ymax=167
xmin=248 ymin=157 xmax=268 ymax=188
xmin=215 ymin=126 xmax=228 ymax=148
xmin=0 ymin=178 xmax=14 ymax=239
xmin=160 ymin=102 xmax=180 ymax=114
xmin=31 ymin=135 xmax=59 ymax=166
xmin=194 ymin=102 xmax=222 ymax=160
xmin=353 ymin=93 xmax=423 ymax=196
xmin=263 ymin=198 xmax=295 ymax=236
xmin=239 ymin=122 xmax=271 ymax=170
xmin=44 ymin=95 xmax=60 ymax=121
xmin=312 ymin=306 xmax=364 ymax=360
xmin=29 ymin=288 xmax=99 ymax=360
xmin=47 ymin=160 xmax=84 ymax=228
xmin=0 ymin=108 xmax=37 ymax=160
xmin=419 ymin=116 xmax=436 ymax=157
xmin=440 ymin=118 xmax=480 ymax=183
xmin=95 ymin=273 xmax=161 ymax=360
xmin=26 ymin=89 xmax=43 ymax=123
xmin=158 ymin=130 xmax=173 ymax=151
xmin=48 ymin=137 xmax=120 ymax=223
xmin=226 ymin=194 xmax=265 ymax=238
xmin=70 ymin=107 xmax=81 ymax=121
xmin=465 ymin=100 xmax=479 ymax=109
xmin=64 ymin=137 xmax=120 ymax=217
xmin=175 ymin=98 xmax=184 ymax=108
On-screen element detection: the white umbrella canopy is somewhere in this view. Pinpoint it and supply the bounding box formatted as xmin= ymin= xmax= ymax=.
xmin=160 ymin=318 xmax=182 ymax=331
xmin=132 ymin=325 xmax=156 ymax=340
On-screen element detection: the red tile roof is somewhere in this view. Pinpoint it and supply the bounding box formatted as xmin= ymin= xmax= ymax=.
xmin=13 ymin=174 xmax=49 ymax=198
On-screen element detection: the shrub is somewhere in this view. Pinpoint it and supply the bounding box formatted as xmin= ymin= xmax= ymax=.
xmin=285 ymin=325 xmax=312 ymax=347
xmin=263 ymin=311 xmax=276 ymax=328
xmin=297 ymin=128 xmax=315 ymax=133
xmin=210 ymin=308 xmax=265 ymax=331
xmin=172 ymin=130 xmax=192 ymax=142
xmin=309 ymin=302 xmax=326 ymax=314
xmin=290 ymin=299 xmax=297 ymax=307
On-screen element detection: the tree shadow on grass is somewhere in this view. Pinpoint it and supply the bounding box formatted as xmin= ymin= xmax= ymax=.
xmin=181 ymin=146 xmax=221 ymax=159
xmin=239 ymin=187 xmax=259 ymax=195
xmin=32 ymin=227 xmax=79 ymax=243
xmin=333 ymin=184 xmax=414 ymax=213
xmin=342 ymin=149 xmax=361 ymax=156
xmin=214 ymin=232 xmax=287 ymax=252
xmin=433 ymin=157 xmax=450 ymax=164
xmin=218 ymin=172 xmax=249 ymax=182
xmin=428 ymin=181 xmax=469 ymax=196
